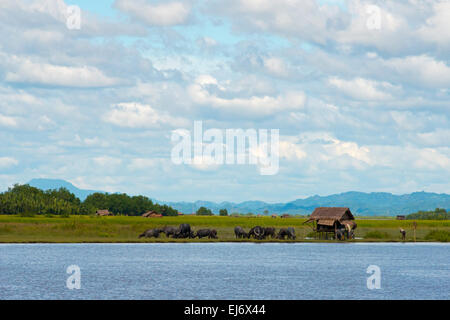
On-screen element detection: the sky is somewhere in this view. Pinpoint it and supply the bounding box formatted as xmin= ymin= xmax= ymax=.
xmin=0 ymin=0 xmax=449 ymax=202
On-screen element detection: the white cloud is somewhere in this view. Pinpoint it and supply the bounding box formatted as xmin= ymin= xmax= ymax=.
xmin=413 ymin=148 xmax=450 ymax=171
xmin=188 ymin=75 xmax=306 ymax=116
xmin=129 ymin=158 xmax=159 ymax=170
xmin=197 ymin=36 xmax=218 ymax=48
xmin=114 ymin=0 xmax=191 ymax=26
xmin=328 ymin=77 xmax=396 ymax=101
xmin=418 ymin=1 xmax=450 ymax=47
xmin=416 ymin=129 xmax=450 ymax=147
xmin=325 ymin=138 xmax=371 ymax=165
xmin=4 ymin=56 xmax=121 ymax=88
xmin=369 ymin=145 xmax=450 ymax=172
xmin=336 ymin=1 xmax=409 ymax=52
xmin=382 ymin=55 xmax=450 ymax=88
xmin=263 ymin=57 xmax=288 ymax=77
xmin=279 ymin=140 xmax=307 ymax=161
xmin=0 ymin=157 xmax=18 ymax=168
xmin=0 ymin=114 xmax=17 ymax=127
xmin=277 ymin=132 xmax=373 ymax=170
xmin=93 ymin=156 xmax=123 ymax=167
xmin=103 ymin=102 xmax=188 ymax=128
xmin=209 ymin=0 xmax=345 ymax=44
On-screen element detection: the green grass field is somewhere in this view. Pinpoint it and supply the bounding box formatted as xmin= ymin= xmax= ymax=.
xmin=0 ymin=215 xmax=449 ymax=243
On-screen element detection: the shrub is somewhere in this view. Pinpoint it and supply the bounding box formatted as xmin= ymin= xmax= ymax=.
xmin=424 ymin=230 xmax=450 ymax=242
xmin=196 ymin=206 xmax=213 ymax=216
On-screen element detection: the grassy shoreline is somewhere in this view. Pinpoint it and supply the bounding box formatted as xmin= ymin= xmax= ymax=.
xmin=0 ymin=215 xmax=449 ymax=243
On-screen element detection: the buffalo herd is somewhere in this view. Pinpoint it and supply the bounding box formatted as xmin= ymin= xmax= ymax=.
xmin=139 ymin=224 xmax=217 ymax=239
xmin=236 ymin=226 xmax=295 ymax=240
xmin=139 ymin=224 xmax=296 ymax=240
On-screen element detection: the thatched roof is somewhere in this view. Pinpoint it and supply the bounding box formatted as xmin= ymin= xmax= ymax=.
xmin=96 ymin=209 xmax=112 ymax=216
xmin=142 ymin=211 xmax=162 ymax=217
xmin=305 ymin=207 xmax=354 ymax=224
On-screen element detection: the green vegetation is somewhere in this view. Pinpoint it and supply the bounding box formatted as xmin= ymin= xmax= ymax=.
xmin=1 ymin=184 xmax=449 ymax=243
xmin=407 ymin=208 xmax=448 ymax=220
xmin=364 ymin=230 xmax=390 ymax=239
xmin=0 ymin=184 xmax=87 ymax=216
xmin=84 ymin=192 xmax=178 ymax=216
xmin=196 ymin=206 xmax=213 ymax=216
xmin=424 ymin=230 xmax=450 ymax=242
xmin=0 ymin=184 xmax=178 ymax=217
xmin=0 ymin=215 xmax=449 ymax=243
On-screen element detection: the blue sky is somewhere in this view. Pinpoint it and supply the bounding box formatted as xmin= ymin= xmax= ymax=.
xmin=0 ymin=0 xmax=449 ymax=202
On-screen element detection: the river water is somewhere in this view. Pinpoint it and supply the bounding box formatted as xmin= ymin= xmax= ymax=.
xmin=0 ymin=243 xmax=448 ymax=300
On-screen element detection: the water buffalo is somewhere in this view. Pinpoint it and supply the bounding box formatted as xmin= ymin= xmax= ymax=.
xmin=276 ymin=227 xmax=296 ymax=240
xmin=172 ymin=226 xmax=195 ymax=239
xmin=161 ymin=226 xmax=177 ymax=237
xmin=276 ymin=228 xmax=288 ymax=239
xmin=174 ymin=223 xmax=191 ymax=238
xmin=249 ymin=226 xmax=265 ymax=240
xmin=287 ymin=227 xmax=296 ymax=240
xmin=139 ymin=228 xmax=161 ymax=238
xmin=196 ymin=229 xmax=218 ymax=239
xmin=234 ymin=226 xmax=249 ymax=239
xmin=263 ymin=227 xmax=276 ymax=239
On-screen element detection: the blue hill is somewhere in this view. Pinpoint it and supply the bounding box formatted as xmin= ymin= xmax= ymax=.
xmin=27 ymin=178 xmax=99 ymax=201
xmin=25 ymin=179 xmax=450 ymax=216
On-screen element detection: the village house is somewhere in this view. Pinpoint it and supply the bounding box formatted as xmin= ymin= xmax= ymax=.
xmin=305 ymin=207 xmax=357 ymax=239
xmin=142 ymin=211 xmax=162 ymax=218
xmin=96 ymin=209 xmax=112 ymax=216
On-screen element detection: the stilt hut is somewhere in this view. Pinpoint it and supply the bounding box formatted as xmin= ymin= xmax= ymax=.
xmin=304 ymin=207 xmax=356 ymax=240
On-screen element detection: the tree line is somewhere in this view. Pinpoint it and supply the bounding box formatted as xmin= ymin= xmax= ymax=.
xmin=406 ymin=208 xmax=448 ymax=220
xmin=0 ymin=184 xmax=178 ymax=216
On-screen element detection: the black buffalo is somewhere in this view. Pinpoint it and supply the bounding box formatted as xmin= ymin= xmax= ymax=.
xmin=276 ymin=227 xmax=296 ymax=240
xmin=161 ymin=226 xmax=177 ymax=237
xmin=138 ymin=228 xmax=161 ymax=238
xmin=263 ymin=227 xmax=276 ymax=239
xmin=249 ymin=226 xmax=265 ymax=240
xmin=195 ymin=229 xmax=218 ymax=239
xmin=234 ymin=226 xmax=249 ymax=239
xmin=176 ymin=223 xmax=191 ymax=238
xmin=172 ymin=224 xmax=194 ymax=239
xmin=287 ymin=227 xmax=296 ymax=240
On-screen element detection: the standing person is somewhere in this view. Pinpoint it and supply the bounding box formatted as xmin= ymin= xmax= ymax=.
xmin=400 ymin=228 xmax=406 ymax=241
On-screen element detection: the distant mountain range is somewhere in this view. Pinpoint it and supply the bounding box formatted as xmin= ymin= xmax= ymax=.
xmin=27 ymin=178 xmax=450 ymax=216
xmin=28 ymin=178 xmax=100 ymax=201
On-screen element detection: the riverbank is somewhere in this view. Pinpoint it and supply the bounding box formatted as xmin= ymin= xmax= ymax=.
xmin=0 ymin=215 xmax=449 ymax=243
